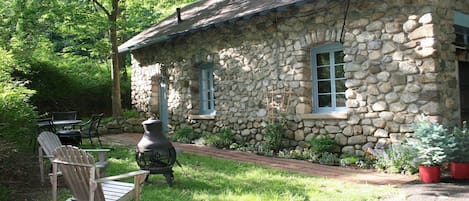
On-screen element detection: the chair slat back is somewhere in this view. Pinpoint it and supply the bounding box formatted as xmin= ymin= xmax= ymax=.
xmin=89 ymin=113 xmax=103 ymax=133
xmin=53 ymin=146 xmax=105 ymax=201
xmin=37 ymin=131 xmax=62 ymax=158
xmin=52 ymin=111 xmax=77 ymax=121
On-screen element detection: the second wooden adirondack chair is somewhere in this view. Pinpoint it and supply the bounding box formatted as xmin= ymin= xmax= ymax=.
xmin=37 ymin=131 xmax=110 ymax=184
xmin=52 ymin=146 xmax=149 ymax=201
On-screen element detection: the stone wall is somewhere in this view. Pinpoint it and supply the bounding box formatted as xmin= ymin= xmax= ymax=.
xmin=130 ymin=0 xmax=468 ymax=155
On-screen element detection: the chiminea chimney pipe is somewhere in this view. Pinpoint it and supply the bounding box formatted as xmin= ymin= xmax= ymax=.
xmin=176 ymin=8 xmax=182 ymax=24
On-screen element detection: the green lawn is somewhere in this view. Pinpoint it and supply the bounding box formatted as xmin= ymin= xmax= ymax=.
xmin=56 ymin=146 xmax=398 ymax=201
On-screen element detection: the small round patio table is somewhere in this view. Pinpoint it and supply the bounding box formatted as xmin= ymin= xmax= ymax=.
xmin=54 ymin=120 xmax=83 ymax=146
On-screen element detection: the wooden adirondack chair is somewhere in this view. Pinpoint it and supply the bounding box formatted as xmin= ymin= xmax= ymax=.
xmin=52 ymin=146 xmax=149 ymax=201
xmin=37 ymin=131 xmax=110 ymax=184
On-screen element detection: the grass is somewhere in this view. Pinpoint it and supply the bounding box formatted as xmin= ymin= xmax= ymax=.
xmin=54 ymin=145 xmax=398 ymax=201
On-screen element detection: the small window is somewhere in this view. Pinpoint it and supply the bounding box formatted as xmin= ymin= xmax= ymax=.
xmin=455 ymin=25 xmax=469 ymax=46
xmin=199 ymin=64 xmax=215 ymax=115
xmin=311 ymin=43 xmax=346 ymax=113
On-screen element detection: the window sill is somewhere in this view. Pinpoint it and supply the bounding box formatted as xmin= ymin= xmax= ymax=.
xmin=189 ymin=114 xmax=216 ymax=120
xmin=300 ymin=113 xmax=348 ymax=120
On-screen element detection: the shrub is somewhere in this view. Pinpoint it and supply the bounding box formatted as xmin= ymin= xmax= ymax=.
xmin=405 ymin=114 xmax=455 ymax=166
xmin=449 ymin=122 xmax=469 ymax=163
xmin=202 ymin=129 xmax=234 ymax=148
xmin=0 ymin=48 xmax=38 ymax=145
xmin=373 ymin=144 xmax=418 ymax=174
xmin=262 ymin=118 xmax=286 ymax=152
xmin=318 ymin=152 xmax=340 ymax=165
xmin=309 ymin=136 xmax=339 ymax=153
xmin=170 ymin=127 xmax=195 ymax=143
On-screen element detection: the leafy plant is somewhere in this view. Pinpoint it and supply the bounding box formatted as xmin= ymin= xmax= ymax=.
xmin=373 ymin=144 xmax=418 ymax=174
xmin=170 ymin=126 xmax=196 ymax=143
xmin=339 ymin=154 xmax=361 ymax=167
xmin=318 ymin=152 xmax=340 ymax=165
xmin=202 ymin=128 xmax=234 ymax=148
xmin=406 ymin=114 xmax=456 ymax=166
xmin=262 ymin=118 xmax=286 ymax=152
xmin=123 ymin=109 xmax=140 ymax=118
xmin=309 ymin=136 xmax=339 ymax=154
xmin=0 ymin=48 xmax=38 ymax=144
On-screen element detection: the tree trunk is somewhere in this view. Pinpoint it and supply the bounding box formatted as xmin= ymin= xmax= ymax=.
xmin=110 ymin=0 xmax=122 ymax=117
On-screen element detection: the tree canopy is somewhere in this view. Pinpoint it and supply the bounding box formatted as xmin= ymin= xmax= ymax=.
xmin=0 ymin=0 xmax=195 ymax=141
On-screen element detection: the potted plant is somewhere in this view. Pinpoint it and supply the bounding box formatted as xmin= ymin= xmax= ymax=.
xmin=406 ymin=114 xmax=455 ymax=183
xmin=449 ymin=122 xmax=469 ymax=179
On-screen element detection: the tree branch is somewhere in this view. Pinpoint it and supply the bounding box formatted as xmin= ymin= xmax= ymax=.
xmin=91 ymin=0 xmax=111 ymax=17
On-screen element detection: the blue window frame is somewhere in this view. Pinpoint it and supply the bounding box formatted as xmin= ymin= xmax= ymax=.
xmin=199 ymin=64 xmax=215 ymax=115
xmin=311 ymin=43 xmax=346 ymax=113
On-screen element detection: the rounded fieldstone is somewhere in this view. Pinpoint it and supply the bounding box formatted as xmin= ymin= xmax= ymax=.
xmin=294 ymin=130 xmax=305 ymax=141
xmin=347 ymin=135 xmax=366 ymax=145
xmin=305 ymin=133 xmax=315 ymax=142
xmin=418 ymin=13 xmax=432 ymax=24
xmin=372 ymin=101 xmax=388 ymax=111
xmin=403 ymin=19 xmax=419 ymax=33
xmin=368 ymin=41 xmax=382 ymax=50
xmin=390 ymin=102 xmax=407 ymax=112
xmin=372 ymin=118 xmax=386 ymax=128
xmin=366 ymin=21 xmax=384 ymax=31
xmin=335 ymin=134 xmax=348 ymax=145
xmin=255 ymin=134 xmax=263 ymax=141
xmin=342 ymin=146 xmax=355 ymax=154
xmin=374 ymin=129 xmax=389 ymax=137
xmin=377 ymin=71 xmax=390 ymax=82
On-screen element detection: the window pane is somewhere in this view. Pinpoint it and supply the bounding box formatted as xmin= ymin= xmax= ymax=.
xmin=318 ymin=95 xmax=331 ymax=107
xmin=455 ymin=33 xmax=465 ymax=46
xmin=335 ymin=79 xmax=346 ymax=92
xmin=316 ymin=53 xmax=330 ymax=66
xmin=318 ymin=81 xmax=331 ymax=93
xmin=335 ymin=65 xmax=344 ymax=78
xmin=336 ymin=94 xmax=346 ymax=107
xmin=317 ymin=66 xmax=330 ymax=79
xmin=334 ymin=51 xmax=344 ymax=63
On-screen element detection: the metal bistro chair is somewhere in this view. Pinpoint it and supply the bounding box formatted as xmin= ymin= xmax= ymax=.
xmin=52 ymin=146 xmax=149 ymax=201
xmin=80 ymin=113 xmax=104 ymax=146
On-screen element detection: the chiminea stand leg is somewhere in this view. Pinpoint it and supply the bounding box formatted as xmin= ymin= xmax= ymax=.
xmin=164 ymin=172 xmax=174 ymax=186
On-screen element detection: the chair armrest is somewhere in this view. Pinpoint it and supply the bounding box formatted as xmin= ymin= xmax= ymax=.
xmin=82 ymin=149 xmax=110 ymax=163
xmin=82 ymin=149 xmax=111 ymax=152
xmin=77 ymin=119 xmax=92 ymax=129
xmin=95 ymin=170 xmax=149 ymax=183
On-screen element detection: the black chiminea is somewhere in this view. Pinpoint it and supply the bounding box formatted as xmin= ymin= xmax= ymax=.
xmin=136 ymin=117 xmax=176 ymax=185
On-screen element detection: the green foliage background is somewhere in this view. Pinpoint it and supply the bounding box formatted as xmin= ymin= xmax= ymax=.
xmin=0 ymin=0 xmax=195 ymax=142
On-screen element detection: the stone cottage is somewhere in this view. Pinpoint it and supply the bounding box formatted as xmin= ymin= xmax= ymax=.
xmin=119 ymin=0 xmax=469 ymax=155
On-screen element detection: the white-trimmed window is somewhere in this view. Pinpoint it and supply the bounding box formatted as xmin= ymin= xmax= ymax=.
xmin=199 ymin=64 xmax=215 ymax=115
xmin=311 ymin=43 xmax=346 ymax=113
